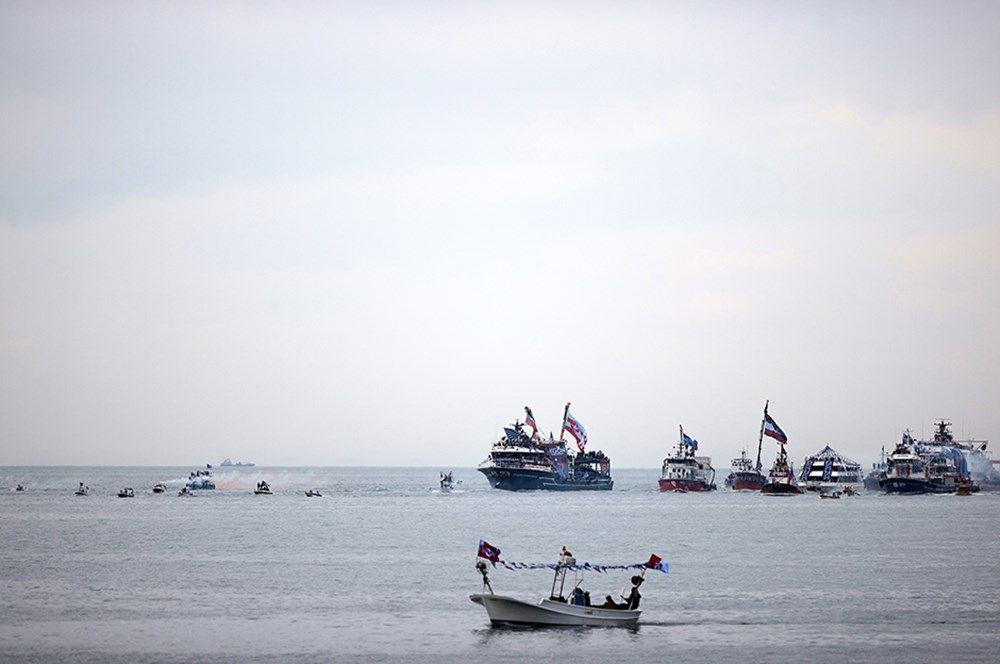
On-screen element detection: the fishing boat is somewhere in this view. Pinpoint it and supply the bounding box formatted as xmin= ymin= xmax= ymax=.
xmin=74 ymin=483 xmax=89 ymax=496
xmin=726 ymin=448 xmax=766 ymax=491
xmin=116 ymin=488 xmax=135 ymax=498
xmin=254 ymin=480 xmax=273 ymax=495
xmin=152 ymin=483 xmax=167 ymax=494
xmin=659 ymin=425 xmax=716 ymax=492
xmin=478 ymin=405 xmax=613 ymax=491
xmin=469 ymin=545 xmax=665 ymax=627
xmin=799 ymin=446 xmax=863 ymax=493
xmin=758 ymin=402 xmax=803 ymax=495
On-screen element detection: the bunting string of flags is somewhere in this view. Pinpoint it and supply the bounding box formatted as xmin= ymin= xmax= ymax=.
xmin=477 ymin=540 xmax=668 ymax=573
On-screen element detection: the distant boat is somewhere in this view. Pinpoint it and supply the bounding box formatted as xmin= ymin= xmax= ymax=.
xmin=758 ymin=402 xmax=803 ymax=496
xmin=726 ymin=447 xmax=766 ymax=491
xmin=799 ymin=445 xmax=863 ymax=493
xmin=117 ymin=488 xmax=135 ymax=498
xmin=478 ymin=404 xmax=613 ymax=491
xmin=254 ymin=481 xmax=273 ymax=495
xmin=14 ymin=484 xmax=25 ymax=492
xmin=74 ymin=483 xmax=89 ymax=496
xmin=187 ymin=466 xmax=216 ymax=490
xmin=152 ymin=483 xmax=167 ymax=494
xmin=440 ymin=471 xmax=455 ymax=492
xmin=220 ymin=458 xmax=255 ymax=467
xmin=658 ymin=425 xmax=716 ymax=492
xmin=305 ymin=489 xmax=322 ymax=497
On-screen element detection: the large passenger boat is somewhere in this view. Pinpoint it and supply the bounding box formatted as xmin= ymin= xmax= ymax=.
xmin=726 ymin=448 xmax=766 ymax=491
xmin=799 ymin=445 xmax=863 ymax=493
xmin=478 ymin=405 xmax=613 ymax=491
xmin=659 ymin=426 xmax=716 ymax=492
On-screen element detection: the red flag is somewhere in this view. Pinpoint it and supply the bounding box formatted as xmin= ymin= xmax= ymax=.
xmin=477 ymin=539 xmax=501 ymax=563
xmin=563 ymin=411 xmax=588 ymax=453
xmin=646 ymin=553 xmax=668 ymax=572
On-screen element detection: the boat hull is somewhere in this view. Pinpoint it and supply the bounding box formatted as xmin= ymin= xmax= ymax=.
xmin=478 ymin=468 xmax=612 ymax=491
xmin=470 ymin=594 xmax=640 ymax=627
xmin=878 ymin=477 xmax=955 ymax=494
xmin=761 ymin=482 xmax=803 ymax=495
xmin=729 ymin=473 xmax=766 ymax=491
xmin=658 ymin=478 xmax=714 ymax=492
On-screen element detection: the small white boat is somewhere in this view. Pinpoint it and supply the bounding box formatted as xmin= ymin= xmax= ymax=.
xmin=470 ymin=546 xmax=656 ymax=627
xmin=152 ymin=483 xmax=167 ymax=494
xmin=117 ymin=488 xmax=135 ymax=498
xmin=469 ymin=593 xmax=641 ymax=626
xmin=177 ymin=487 xmax=194 ymax=496
xmin=305 ymin=489 xmax=322 ymax=497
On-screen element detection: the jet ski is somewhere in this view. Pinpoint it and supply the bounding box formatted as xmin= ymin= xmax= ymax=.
xmin=117 ymin=488 xmax=135 ymax=498
xmin=177 ymin=487 xmax=194 ymax=496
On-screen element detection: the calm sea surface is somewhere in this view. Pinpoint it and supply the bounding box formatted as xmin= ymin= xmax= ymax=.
xmin=1 ymin=466 xmax=998 ymax=663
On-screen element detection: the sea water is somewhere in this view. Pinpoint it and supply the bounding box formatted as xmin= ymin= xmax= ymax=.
xmin=1 ymin=467 xmax=998 ymax=663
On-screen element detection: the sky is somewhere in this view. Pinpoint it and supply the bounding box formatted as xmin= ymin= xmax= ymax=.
xmin=1 ymin=1 xmax=999 ymax=467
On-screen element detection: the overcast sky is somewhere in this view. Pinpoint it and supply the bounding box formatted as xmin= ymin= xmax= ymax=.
xmin=1 ymin=2 xmax=998 ymax=467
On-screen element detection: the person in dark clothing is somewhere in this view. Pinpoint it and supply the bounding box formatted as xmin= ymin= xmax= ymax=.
xmin=601 ymin=595 xmax=617 ymax=609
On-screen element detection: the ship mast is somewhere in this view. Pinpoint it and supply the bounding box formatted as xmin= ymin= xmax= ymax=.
xmin=559 ymin=402 xmax=570 ymax=442
xmin=755 ymin=400 xmax=767 ymax=471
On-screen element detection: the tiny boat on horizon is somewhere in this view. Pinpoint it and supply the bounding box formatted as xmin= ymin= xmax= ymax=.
xmin=117 ymin=488 xmax=135 ymax=498
xmin=439 ymin=471 xmax=455 ymax=492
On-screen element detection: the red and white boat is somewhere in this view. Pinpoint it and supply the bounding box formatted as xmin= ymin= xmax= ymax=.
xmin=726 ymin=448 xmax=766 ymax=491
xmin=757 ymin=401 xmax=803 ymax=495
xmin=658 ymin=425 xmax=717 ymax=492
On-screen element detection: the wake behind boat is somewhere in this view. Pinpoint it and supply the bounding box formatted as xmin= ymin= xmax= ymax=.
xmin=478 ymin=405 xmax=613 ymax=491
xmin=469 ymin=542 xmax=667 ymax=627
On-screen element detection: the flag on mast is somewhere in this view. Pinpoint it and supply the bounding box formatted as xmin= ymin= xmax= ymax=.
xmin=477 ymin=540 xmax=502 ymax=564
xmin=563 ymin=411 xmax=588 ymax=453
xmin=762 ymin=404 xmax=788 ymax=444
xmin=680 ymin=425 xmax=698 ymax=451
xmin=524 ymin=406 xmax=538 ymax=435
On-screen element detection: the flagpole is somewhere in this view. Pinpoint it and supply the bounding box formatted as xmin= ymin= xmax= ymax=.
xmin=756 ymin=400 xmax=767 ymax=471
xmin=560 ymin=402 xmax=570 ymax=442
xmin=679 ymin=424 xmax=684 ymax=457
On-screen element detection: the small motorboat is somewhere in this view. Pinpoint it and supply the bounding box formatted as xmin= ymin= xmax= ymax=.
xmin=74 ymin=483 xmax=89 ymax=496
xmin=254 ymin=481 xmax=273 ymax=495
xmin=117 ymin=488 xmax=135 ymax=498
xmin=15 ymin=484 xmax=25 ymax=492
xmin=470 ymin=545 xmax=663 ymax=627
xmin=177 ymin=487 xmax=194 ymax=496
xmin=439 ymin=471 xmax=455 ymax=492
xmin=152 ymin=483 xmax=167 ymax=494
xmin=305 ymin=490 xmax=322 ymax=497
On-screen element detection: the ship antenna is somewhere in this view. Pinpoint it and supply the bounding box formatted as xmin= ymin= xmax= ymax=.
xmin=755 ymin=400 xmax=767 ymax=471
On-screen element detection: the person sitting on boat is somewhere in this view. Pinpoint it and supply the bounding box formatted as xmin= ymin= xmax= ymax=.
xmin=601 ymin=595 xmax=617 ymax=609
xmin=571 ymin=587 xmax=586 ymax=606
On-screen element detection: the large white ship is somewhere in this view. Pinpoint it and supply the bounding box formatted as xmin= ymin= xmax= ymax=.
xmin=799 ymin=446 xmax=863 ymax=493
